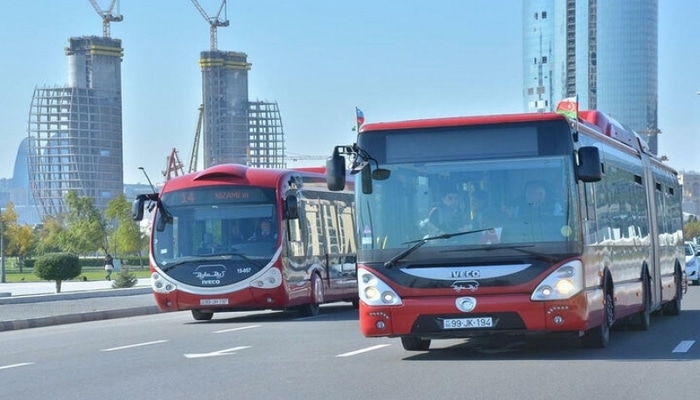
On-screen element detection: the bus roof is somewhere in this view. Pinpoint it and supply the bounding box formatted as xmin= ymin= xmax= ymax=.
xmin=359 ymin=112 xmax=567 ymax=132
xmin=359 ymin=110 xmax=664 ymax=163
xmin=162 ymin=163 xmax=328 ymax=192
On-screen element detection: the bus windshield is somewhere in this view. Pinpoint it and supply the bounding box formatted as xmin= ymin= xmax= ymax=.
xmin=152 ymin=186 xmax=278 ymax=268
xmin=356 ymin=155 xmax=579 ymax=262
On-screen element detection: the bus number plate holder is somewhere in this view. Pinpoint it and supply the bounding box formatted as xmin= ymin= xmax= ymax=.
xmin=200 ymin=299 xmax=229 ymax=305
xmin=442 ymin=317 xmax=493 ymax=329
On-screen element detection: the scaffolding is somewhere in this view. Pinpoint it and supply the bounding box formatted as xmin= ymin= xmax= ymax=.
xmin=27 ymin=36 xmax=123 ymax=219
xmin=248 ymin=101 xmax=286 ymax=168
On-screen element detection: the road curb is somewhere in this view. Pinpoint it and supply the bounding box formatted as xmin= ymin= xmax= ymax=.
xmin=0 ymin=305 xmax=161 ymax=332
xmin=0 ymin=287 xmax=152 ymax=305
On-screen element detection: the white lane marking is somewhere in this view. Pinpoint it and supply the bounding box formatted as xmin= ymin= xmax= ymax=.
xmin=101 ymin=340 xmax=169 ymax=352
xmin=0 ymin=362 xmax=34 ymax=370
xmin=184 ymin=346 xmax=251 ymax=359
xmin=213 ymin=325 xmax=261 ymax=334
xmin=672 ymin=340 xmax=695 ymax=353
xmin=336 ymin=344 xmax=391 ymax=357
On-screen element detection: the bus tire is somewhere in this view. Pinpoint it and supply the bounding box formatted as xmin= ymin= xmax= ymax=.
xmin=299 ymin=273 xmax=323 ymax=317
xmin=631 ymin=269 xmax=651 ymax=331
xmin=582 ymin=288 xmax=613 ymax=348
xmin=192 ymin=309 xmax=213 ymax=321
xmin=661 ymin=269 xmax=682 ymax=316
xmin=401 ymin=336 xmax=431 ymax=351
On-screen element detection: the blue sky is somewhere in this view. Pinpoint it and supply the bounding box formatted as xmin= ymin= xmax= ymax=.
xmin=0 ymin=1 xmax=698 ymax=185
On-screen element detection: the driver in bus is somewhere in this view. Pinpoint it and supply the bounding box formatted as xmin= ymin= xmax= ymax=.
xmin=423 ymin=191 xmax=470 ymax=234
xmin=249 ymin=219 xmax=277 ymax=242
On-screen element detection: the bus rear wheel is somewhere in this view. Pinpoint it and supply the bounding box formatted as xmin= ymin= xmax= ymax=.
xmin=661 ymin=269 xmax=682 ymax=316
xmin=401 ymin=336 xmax=431 ymax=351
xmin=631 ymin=270 xmax=651 ymax=331
xmin=192 ymin=309 xmax=213 ymax=321
xmin=298 ymin=273 xmax=323 ymax=317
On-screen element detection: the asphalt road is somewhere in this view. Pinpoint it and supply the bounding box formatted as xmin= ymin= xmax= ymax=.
xmin=0 ymin=284 xmax=699 ymax=399
xmin=0 ymin=279 xmax=157 ymax=331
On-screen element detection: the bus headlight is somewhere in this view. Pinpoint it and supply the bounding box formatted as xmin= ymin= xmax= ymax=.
xmin=531 ymin=261 xmax=583 ymax=301
xmin=151 ymin=271 xmax=177 ymax=294
xmin=358 ymin=267 xmax=402 ymax=306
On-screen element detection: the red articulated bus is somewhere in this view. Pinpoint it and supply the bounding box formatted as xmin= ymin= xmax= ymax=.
xmin=326 ymin=109 xmax=685 ymax=350
xmin=133 ymin=163 xmax=357 ymax=321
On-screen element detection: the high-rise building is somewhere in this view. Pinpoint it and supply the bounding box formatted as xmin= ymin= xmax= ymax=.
xmin=27 ymin=36 xmax=124 ymax=219
xmin=198 ymin=50 xmax=285 ymax=169
xmin=523 ymin=0 xmax=659 ymax=153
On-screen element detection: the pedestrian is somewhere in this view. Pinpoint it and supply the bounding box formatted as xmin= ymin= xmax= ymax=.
xmin=104 ymin=254 xmax=114 ymax=281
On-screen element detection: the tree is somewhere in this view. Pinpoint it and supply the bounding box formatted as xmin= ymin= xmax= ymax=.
xmin=684 ymin=217 xmax=700 ymax=241
xmin=104 ymin=194 xmax=148 ymax=263
xmin=34 ymin=216 xmax=66 ymax=255
xmin=58 ymin=191 xmax=108 ymax=255
xmin=34 ymin=252 xmax=81 ymax=293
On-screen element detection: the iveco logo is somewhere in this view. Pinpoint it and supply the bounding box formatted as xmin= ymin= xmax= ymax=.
xmin=450 ymin=270 xmax=481 ymax=278
xmin=451 ymin=280 xmax=479 ymax=292
xmin=456 ymin=296 xmax=477 ymax=312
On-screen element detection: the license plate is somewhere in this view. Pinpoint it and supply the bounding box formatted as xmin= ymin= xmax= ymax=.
xmin=443 ymin=317 xmax=493 ymax=329
xmin=200 ymin=299 xmax=229 ymax=305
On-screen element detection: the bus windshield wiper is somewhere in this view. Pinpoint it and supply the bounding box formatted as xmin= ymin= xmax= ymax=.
xmin=384 ymin=228 xmax=494 ymax=269
xmin=444 ymin=244 xmax=558 ymax=263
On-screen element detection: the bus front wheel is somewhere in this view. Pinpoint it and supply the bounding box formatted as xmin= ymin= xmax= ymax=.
xmin=298 ymin=273 xmax=323 ymax=317
xmin=401 ymin=336 xmax=431 ymax=351
xmin=192 ymin=309 xmax=214 ymax=321
xmin=581 ymin=290 xmax=613 ymax=348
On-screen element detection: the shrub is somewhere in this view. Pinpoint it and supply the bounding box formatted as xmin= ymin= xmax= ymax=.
xmin=112 ymin=266 xmax=138 ymax=288
xmin=34 ymin=252 xmax=81 ymax=293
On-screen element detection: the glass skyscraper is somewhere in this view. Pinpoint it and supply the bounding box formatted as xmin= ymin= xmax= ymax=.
xmin=523 ymin=0 xmax=659 ymax=153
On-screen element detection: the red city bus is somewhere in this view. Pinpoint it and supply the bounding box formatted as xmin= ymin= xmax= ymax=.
xmin=133 ymin=163 xmax=357 ymax=320
xmin=326 ymin=109 xmax=685 ymax=350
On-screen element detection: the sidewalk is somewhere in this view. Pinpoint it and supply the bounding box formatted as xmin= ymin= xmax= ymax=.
xmin=0 ymin=278 xmax=160 ymax=332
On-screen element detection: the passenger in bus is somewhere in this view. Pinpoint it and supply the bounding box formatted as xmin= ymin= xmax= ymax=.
xmin=506 ymin=180 xmax=563 ymax=241
xmin=249 ymin=219 xmax=277 ymax=242
xmin=424 ymin=191 xmax=470 ymax=234
xmin=471 ymin=190 xmax=504 ymax=244
xmin=228 ymin=223 xmax=246 ymax=246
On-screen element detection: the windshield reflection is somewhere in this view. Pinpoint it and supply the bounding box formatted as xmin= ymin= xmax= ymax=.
xmin=356 ymin=156 xmax=578 ymax=259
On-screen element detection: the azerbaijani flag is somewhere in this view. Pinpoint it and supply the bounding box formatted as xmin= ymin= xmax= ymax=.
xmin=555 ymin=96 xmax=578 ymax=119
xmin=356 ymin=107 xmax=365 ymax=128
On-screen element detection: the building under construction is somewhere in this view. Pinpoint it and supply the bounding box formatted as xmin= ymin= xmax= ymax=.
xmin=198 ymin=50 xmax=286 ymax=170
xmin=27 ymin=36 xmax=124 ymax=218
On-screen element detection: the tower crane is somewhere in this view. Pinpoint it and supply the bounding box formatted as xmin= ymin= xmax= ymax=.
xmin=88 ymin=0 xmax=123 ymax=38
xmin=190 ymin=0 xmax=230 ymax=51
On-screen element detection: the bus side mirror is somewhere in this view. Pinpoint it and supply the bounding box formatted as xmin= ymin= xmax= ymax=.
xmin=285 ymin=195 xmax=299 ymax=220
xmin=132 ymin=197 xmax=145 ymax=221
xmin=326 ymin=150 xmax=346 ymax=191
xmin=578 ymin=146 xmax=602 ymax=182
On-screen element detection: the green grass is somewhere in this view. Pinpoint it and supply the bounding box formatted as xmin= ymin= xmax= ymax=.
xmin=3 ymin=268 xmax=151 ymax=283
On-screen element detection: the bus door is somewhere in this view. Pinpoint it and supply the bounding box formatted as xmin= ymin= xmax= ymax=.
xmin=641 ymin=153 xmax=662 ymax=308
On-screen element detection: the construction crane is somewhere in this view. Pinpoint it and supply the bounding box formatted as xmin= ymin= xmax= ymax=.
xmin=191 ymin=0 xmax=230 ymax=51
xmin=88 ymin=0 xmax=123 ymax=38
xmin=163 ymin=148 xmax=186 ymax=181
xmin=189 ymin=104 xmax=204 ymax=173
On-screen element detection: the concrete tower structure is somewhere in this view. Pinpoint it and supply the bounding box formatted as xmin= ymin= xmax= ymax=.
xmin=200 ymin=50 xmax=251 ymax=167
xmin=198 ymin=51 xmax=286 ymax=169
xmin=27 ymin=36 xmax=124 ymax=218
xmin=523 ymin=0 xmax=659 ymax=153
